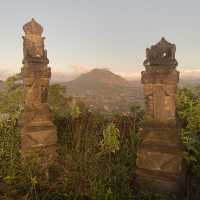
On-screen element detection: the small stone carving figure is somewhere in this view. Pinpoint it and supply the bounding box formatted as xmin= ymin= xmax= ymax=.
xmin=24 ymin=77 xmax=35 ymax=106
xmin=41 ymin=85 xmax=48 ymax=103
xmin=145 ymin=94 xmax=154 ymax=118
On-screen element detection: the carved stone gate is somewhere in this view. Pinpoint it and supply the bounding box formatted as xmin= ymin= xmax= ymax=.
xmin=136 ymin=38 xmax=185 ymax=194
xmin=20 ymin=19 xmax=57 ymax=166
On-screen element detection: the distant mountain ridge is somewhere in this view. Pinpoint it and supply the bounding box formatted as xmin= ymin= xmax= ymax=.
xmin=64 ymin=68 xmax=143 ymax=112
xmin=0 ymin=68 xmax=199 ymax=112
xmin=66 ymin=68 xmax=131 ymax=93
xmin=71 ymin=68 xmax=130 ymax=86
xmin=63 ymin=68 xmax=200 ymax=112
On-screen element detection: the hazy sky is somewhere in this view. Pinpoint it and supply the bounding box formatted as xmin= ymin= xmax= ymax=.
xmin=0 ymin=0 xmax=200 ymax=78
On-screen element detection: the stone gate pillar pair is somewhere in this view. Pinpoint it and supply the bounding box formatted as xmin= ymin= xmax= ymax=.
xmin=19 ymin=19 xmax=185 ymax=193
xmin=136 ymin=38 xmax=185 ymax=194
xmin=20 ymin=19 xmax=57 ymax=167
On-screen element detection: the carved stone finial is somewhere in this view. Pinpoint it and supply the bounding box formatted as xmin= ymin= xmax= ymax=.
xmin=23 ymin=18 xmax=43 ymax=36
xmin=22 ymin=18 xmax=48 ymax=64
xmin=143 ymin=37 xmax=178 ymax=67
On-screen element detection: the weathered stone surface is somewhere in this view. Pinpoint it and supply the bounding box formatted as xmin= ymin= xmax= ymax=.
xmin=136 ymin=168 xmax=184 ymax=194
xmin=143 ymin=37 xmax=178 ymax=67
xmin=137 ymin=150 xmax=182 ymax=174
xmin=136 ymin=38 xmax=185 ymax=195
xmin=137 ymin=128 xmax=184 ymax=175
xmin=21 ymin=19 xmax=57 ymax=165
xmin=136 ymin=128 xmax=185 ymax=194
xmin=140 ymin=128 xmax=181 ymax=147
xmin=22 ymin=18 xmax=48 ymax=64
xmin=141 ymin=64 xmax=179 ymax=126
xmin=21 ymin=129 xmax=57 ymax=149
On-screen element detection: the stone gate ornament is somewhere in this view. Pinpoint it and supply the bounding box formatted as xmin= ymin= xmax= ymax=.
xmin=143 ymin=37 xmax=178 ymax=67
xmin=21 ymin=19 xmax=57 ymax=168
xmin=136 ymin=37 xmax=185 ymax=196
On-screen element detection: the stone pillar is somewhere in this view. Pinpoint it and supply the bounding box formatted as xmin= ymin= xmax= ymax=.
xmin=21 ymin=19 xmax=57 ymax=166
xmin=136 ymin=38 xmax=185 ymax=194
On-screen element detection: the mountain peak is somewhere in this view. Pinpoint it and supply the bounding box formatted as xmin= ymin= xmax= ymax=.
xmin=64 ymin=68 xmax=143 ymax=112
xmin=75 ymin=68 xmax=129 ymax=87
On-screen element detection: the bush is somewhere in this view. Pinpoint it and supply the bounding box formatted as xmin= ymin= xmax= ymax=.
xmin=0 ymin=74 xmax=177 ymax=199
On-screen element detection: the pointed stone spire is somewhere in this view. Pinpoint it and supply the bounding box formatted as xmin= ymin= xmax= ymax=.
xmin=22 ymin=18 xmax=48 ymax=64
xmin=23 ymin=18 xmax=43 ymax=35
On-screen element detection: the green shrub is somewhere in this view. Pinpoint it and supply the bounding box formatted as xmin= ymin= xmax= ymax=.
xmin=177 ymin=86 xmax=200 ymax=200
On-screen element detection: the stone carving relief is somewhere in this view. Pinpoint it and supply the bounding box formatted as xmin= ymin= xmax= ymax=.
xmin=144 ymin=84 xmax=176 ymax=124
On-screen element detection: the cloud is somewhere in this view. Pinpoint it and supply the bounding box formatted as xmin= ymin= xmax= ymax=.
xmin=51 ymin=64 xmax=95 ymax=83
xmin=2 ymin=64 xmax=200 ymax=83
xmin=180 ymin=69 xmax=200 ymax=78
xmin=117 ymin=71 xmax=140 ymax=80
xmin=67 ymin=65 xmax=92 ymax=75
xmin=0 ymin=67 xmax=15 ymax=80
xmin=51 ymin=71 xmax=78 ymax=83
xmin=118 ymin=69 xmax=200 ymax=80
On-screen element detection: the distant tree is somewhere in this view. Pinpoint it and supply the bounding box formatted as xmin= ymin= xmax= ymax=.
xmin=0 ymin=74 xmax=84 ymax=120
xmin=0 ymin=74 xmax=23 ymax=115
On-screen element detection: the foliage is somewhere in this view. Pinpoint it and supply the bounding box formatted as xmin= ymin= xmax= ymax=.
xmin=54 ymin=109 xmax=140 ymax=200
xmin=177 ymin=86 xmax=200 ymax=200
xmin=0 ymin=74 xmax=23 ymax=114
xmin=100 ymin=123 xmax=120 ymax=154
xmin=0 ymin=74 xmax=182 ymax=200
xmin=48 ymin=84 xmax=83 ymax=119
xmin=88 ymin=119 xmax=139 ymax=200
xmin=177 ymin=87 xmax=200 ymax=176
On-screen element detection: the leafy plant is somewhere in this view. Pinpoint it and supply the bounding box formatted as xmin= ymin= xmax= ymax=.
xmin=177 ymin=87 xmax=200 ymax=176
xmin=100 ymin=123 xmax=120 ymax=154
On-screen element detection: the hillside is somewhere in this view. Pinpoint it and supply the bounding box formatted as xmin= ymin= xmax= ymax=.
xmin=64 ymin=68 xmax=143 ymax=112
xmin=0 ymin=80 xmax=4 ymax=91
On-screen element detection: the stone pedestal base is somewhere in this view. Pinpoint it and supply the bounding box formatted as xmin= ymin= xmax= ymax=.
xmin=136 ymin=127 xmax=185 ymax=195
xmin=21 ymin=121 xmax=57 ymax=167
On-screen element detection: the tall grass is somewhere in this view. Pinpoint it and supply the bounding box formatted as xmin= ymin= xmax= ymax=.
xmin=0 ymin=77 xmax=187 ymax=199
xmin=0 ymin=107 xmax=142 ymax=199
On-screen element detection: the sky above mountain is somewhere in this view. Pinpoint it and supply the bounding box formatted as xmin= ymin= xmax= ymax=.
xmin=0 ymin=0 xmax=200 ymax=79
